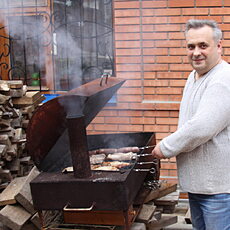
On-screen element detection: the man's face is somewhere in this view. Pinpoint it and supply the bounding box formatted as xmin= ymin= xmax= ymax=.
xmin=186 ymin=26 xmax=222 ymax=77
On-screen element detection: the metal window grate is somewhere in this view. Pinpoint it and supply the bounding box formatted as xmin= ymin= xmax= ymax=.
xmin=0 ymin=0 xmax=114 ymax=92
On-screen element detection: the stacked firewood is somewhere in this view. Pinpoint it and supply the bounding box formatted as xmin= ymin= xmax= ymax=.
xmin=132 ymin=180 xmax=192 ymax=230
xmin=0 ymin=80 xmax=45 ymax=190
xmin=0 ymin=166 xmax=61 ymax=230
xmin=133 ymin=180 xmax=180 ymax=230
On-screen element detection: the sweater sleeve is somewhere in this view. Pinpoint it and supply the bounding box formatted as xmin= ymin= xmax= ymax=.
xmin=160 ymin=81 xmax=230 ymax=158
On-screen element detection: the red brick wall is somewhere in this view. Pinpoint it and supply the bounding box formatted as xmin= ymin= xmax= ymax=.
xmin=88 ymin=0 xmax=230 ymax=183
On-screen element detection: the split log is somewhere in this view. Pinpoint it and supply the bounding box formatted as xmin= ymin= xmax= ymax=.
xmin=6 ymin=144 xmax=18 ymax=158
xmin=15 ymin=166 xmax=40 ymax=214
xmin=11 ymin=117 xmax=23 ymax=128
xmin=147 ymin=215 xmax=178 ymax=230
xmin=0 ymin=176 xmax=26 ymax=206
xmin=0 ymin=135 xmax=11 ymax=148
xmin=0 ymin=145 xmax=7 ymax=157
xmin=0 ymin=168 xmax=13 ymax=183
xmin=0 ymin=128 xmax=15 ymax=138
xmin=9 ymin=81 xmax=24 ymax=90
xmin=154 ymin=191 xmax=179 ymax=206
xmin=7 ymin=158 xmax=20 ymax=173
xmin=22 ymin=120 xmax=29 ymax=129
xmin=0 ymin=204 xmax=31 ymax=230
xmin=1 ymin=89 xmax=24 ymax=98
xmin=154 ymin=191 xmax=179 ymax=214
xmin=144 ymin=181 xmax=177 ymax=203
xmin=136 ymin=203 xmax=156 ymax=224
xmin=0 ymin=119 xmax=11 ymax=129
xmin=0 ymin=80 xmax=23 ymax=90
xmin=12 ymin=91 xmax=44 ymax=108
xmin=11 ymin=128 xmax=23 ymax=143
xmin=1 ymin=112 xmax=13 ymax=119
xmin=21 ymin=105 xmax=35 ymax=117
xmin=0 ymin=95 xmax=10 ymax=105
xmin=30 ymin=213 xmax=41 ymax=229
xmin=0 ymin=82 xmax=10 ymax=92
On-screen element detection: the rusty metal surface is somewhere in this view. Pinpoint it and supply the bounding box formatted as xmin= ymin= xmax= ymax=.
xmin=31 ymin=170 xmax=137 ymax=211
xmin=67 ymin=116 xmax=91 ymax=178
xmin=26 ymin=77 xmax=125 ymax=170
xmin=30 ymin=132 xmax=157 ymax=211
xmin=28 ymin=77 xmax=159 ymax=212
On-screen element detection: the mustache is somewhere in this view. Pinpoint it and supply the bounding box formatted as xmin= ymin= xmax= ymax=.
xmin=192 ymin=55 xmax=205 ymax=61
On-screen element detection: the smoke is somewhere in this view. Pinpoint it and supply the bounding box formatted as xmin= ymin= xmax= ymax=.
xmin=0 ymin=8 xmax=48 ymax=81
xmin=53 ymin=27 xmax=83 ymax=89
xmin=0 ymin=0 xmax=114 ymax=98
xmin=58 ymin=94 xmax=86 ymax=118
xmin=0 ymin=1 xmax=83 ymax=91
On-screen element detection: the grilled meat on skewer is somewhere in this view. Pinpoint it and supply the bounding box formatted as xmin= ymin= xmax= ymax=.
xmin=107 ymin=152 xmax=136 ymax=161
xmin=89 ymin=146 xmax=154 ymax=156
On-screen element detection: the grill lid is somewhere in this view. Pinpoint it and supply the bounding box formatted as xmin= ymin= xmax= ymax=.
xmin=26 ymin=77 xmax=125 ymax=171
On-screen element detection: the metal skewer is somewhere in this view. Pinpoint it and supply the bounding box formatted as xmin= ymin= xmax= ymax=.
xmin=133 ymin=168 xmax=156 ymax=173
xmin=131 ymin=152 xmax=155 ymax=160
xmin=138 ymin=145 xmax=156 ymax=150
xmin=138 ymin=153 xmax=153 ymax=157
xmin=137 ymin=159 xmax=158 ymax=165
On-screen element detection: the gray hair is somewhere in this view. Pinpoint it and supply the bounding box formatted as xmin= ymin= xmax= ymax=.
xmin=185 ymin=19 xmax=222 ymax=43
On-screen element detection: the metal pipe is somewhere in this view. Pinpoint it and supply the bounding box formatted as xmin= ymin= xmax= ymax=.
xmin=66 ymin=115 xmax=91 ymax=178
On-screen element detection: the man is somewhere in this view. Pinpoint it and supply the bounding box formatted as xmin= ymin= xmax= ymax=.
xmin=152 ymin=19 xmax=230 ymax=230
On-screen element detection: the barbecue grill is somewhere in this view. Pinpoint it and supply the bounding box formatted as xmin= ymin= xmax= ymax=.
xmin=27 ymin=76 xmax=159 ymax=228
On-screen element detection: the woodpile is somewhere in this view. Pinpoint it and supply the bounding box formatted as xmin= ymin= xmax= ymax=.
xmin=0 ymin=167 xmax=40 ymax=230
xmin=133 ymin=180 xmax=179 ymax=230
xmin=133 ymin=180 xmax=192 ymax=230
xmin=0 ymin=80 xmax=45 ymax=190
xmin=0 ymin=166 xmax=61 ymax=230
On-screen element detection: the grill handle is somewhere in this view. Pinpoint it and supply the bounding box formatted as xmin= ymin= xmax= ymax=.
xmin=100 ymin=73 xmax=110 ymax=86
xmin=63 ymin=202 xmax=96 ymax=212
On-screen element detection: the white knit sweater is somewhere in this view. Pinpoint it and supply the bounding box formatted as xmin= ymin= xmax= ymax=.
xmin=160 ymin=60 xmax=230 ymax=194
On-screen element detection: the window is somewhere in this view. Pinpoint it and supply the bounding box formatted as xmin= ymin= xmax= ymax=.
xmin=0 ymin=0 xmax=114 ymax=92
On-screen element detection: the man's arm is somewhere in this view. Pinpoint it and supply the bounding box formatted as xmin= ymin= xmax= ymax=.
xmin=152 ymin=143 xmax=165 ymax=159
xmin=153 ymin=81 xmax=230 ymax=159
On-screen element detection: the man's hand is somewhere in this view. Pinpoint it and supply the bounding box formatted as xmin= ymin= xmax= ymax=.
xmin=152 ymin=143 xmax=166 ymax=159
